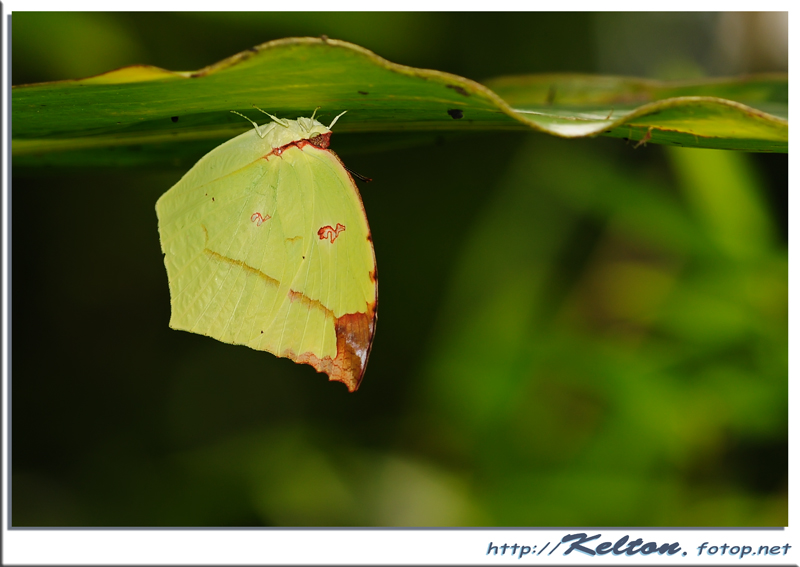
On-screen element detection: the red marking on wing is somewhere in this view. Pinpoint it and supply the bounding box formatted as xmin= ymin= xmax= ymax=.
xmin=308 ymin=133 xmax=331 ymax=149
xmin=262 ymin=132 xmax=333 ymax=160
xmin=251 ymin=212 xmax=271 ymax=226
xmin=317 ymin=223 xmax=346 ymax=243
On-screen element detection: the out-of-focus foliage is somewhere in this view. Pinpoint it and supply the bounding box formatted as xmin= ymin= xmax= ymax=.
xmin=11 ymin=12 xmax=787 ymax=527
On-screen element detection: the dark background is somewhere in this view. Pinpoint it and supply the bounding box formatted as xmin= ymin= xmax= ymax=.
xmin=11 ymin=12 xmax=788 ymax=526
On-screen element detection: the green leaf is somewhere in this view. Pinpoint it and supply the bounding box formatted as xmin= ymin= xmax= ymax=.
xmin=12 ymin=37 xmax=788 ymax=169
xmin=486 ymin=73 xmax=787 ymax=152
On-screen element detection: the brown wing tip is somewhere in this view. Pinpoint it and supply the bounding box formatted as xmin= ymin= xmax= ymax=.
xmin=288 ymin=305 xmax=377 ymax=392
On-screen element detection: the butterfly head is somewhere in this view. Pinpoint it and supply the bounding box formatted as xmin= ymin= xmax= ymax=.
xmin=299 ymin=110 xmax=347 ymax=149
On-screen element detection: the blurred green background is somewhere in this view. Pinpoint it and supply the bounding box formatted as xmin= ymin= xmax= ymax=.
xmin=11 ymin=12 xmax=787 ymax=526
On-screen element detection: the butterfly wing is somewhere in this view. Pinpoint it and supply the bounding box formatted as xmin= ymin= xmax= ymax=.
xmin=157 ymin=135 xmax=377 ymax=391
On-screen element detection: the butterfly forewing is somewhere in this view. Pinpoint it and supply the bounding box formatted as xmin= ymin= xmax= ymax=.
xmin=157 ymin=126 xmax=377 ymax=391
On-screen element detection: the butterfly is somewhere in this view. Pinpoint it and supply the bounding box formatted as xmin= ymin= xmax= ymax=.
xmin=156 ymin=108 xmax=377 ymax=391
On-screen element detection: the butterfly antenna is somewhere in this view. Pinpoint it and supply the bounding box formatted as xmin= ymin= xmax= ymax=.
xmin=345 ymin=166 xmax=372 ymax=183
xmin=230 ymin=110 xmax=266 ymax=139
xmin=328 ymin=110 xmax=347 ymax=129
xmin=252 ymin=105 xmax=290 ymax=128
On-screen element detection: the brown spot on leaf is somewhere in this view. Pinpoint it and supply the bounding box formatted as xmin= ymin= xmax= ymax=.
xmin=446 ymin=84 xmax=469 ymax=97
xmin=546 ymin=85 xmax=556 ymax=105
xmin=447 ymin=109 xmax=463 ymax=120
xmin=358 ymin=90 xmax=369 ymax=95
xmin=171 ymin=116 xmax=179 ymax=123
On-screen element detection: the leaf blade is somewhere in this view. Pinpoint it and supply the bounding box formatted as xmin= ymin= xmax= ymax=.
xmin=12 ymin=37 xmax=788 ymax=169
